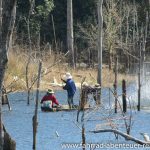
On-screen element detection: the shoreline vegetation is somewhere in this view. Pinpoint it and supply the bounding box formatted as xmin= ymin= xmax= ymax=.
xmin=4 ymin=46 xmax=137 ymax=93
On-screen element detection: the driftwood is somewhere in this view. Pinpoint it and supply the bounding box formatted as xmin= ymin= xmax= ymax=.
xmin=90 ymin=129 xmax=150 ymax=145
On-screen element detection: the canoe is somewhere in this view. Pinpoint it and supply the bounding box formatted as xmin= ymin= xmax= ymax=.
xmin=41 ymin=104 xmax=90 ymax=112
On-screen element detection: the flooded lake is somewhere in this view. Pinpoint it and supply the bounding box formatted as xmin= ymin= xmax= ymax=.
xmin=2 ymin=86 xmax=150 ymax=150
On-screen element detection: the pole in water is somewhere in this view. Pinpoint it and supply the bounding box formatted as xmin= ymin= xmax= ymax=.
xmin=122 ymin=79 xmax=127 ymax=113
xmin=137 ymin=72 xmax=141 ymax=111
xmin=33 ymin=61 xmax=42 ymax=150
xmin=138 ymin=42 xmax=141 ymax=111
xmin=114 ymin=56 xmax=118 ymax=113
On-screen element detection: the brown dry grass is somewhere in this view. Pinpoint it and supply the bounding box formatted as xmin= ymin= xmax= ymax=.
xmin=4 ymin=48 xmax=136 ymax=91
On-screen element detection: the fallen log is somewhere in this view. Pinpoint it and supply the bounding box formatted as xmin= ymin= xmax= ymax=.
xmin=90 ymin=129 xmax=150 ymax=145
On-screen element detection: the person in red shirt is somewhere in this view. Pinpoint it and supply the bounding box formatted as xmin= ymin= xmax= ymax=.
xmin=41 ymin=89 xmax=60 ymax=108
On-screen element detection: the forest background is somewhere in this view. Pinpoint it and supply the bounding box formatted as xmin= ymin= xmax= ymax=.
xmin=6 ymin=0 xmax=150 ymax=90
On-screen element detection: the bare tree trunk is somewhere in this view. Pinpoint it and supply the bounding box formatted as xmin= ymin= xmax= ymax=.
xmin=0 ymin=0 xmax=3 ymax=147
xmin=126 ymin=7 xmax=130 ymax=45
xmin=108 ymin=50 xmax=112 ymax=70
xmin=51 ymin=15 xmax=57 ymax=57
xmin=138 ymin=43 xmax=142 ymax=111
xmin=82 ymin=118 xmax=85 ymax=150
xmin=0 ymin=0 xmax=17 ymax=149
xmin=114 ymin=56 xmax=118 ymax=113
xmin=26 ymin=19 xmax=31 ymax=105
xmin=67 ymin=0 xmax=75 ymax=68
xmin=122 ymin=80 xmax=127 ymax=113
xmin=97 ymin=0 xmax=103 ymax=85
xmin=141 ymin=12 xmax=148 ymax=79
xmin=33 ymin=61 xmax=42 ymax=150
xmin=97 ymin=0 xmax=103 ymax=104
xmin=26 ymin=0 xmax=35 ymax=105
xmin=126 ymin=6 xmax=130 ymax=72
xmin=2 ymin=86 xmax=11 ymax=110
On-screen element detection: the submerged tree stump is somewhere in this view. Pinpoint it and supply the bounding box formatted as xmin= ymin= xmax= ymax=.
xmin=2 ymin=86 xmax=11 ymax=110
xmin=80 ymin=89 xmax=87 ymax=110
xmin=3 ymin=125 xmax=16 ymax=150
xmin=82 ymin=125 xmax=85 ymax=150
xmin=80 ymin=84 xmax=101 ymax=109
xmin=2 ymin=86 xmax=8 ymax=105
xmin=3 ymin=131 xmax=16 ymax=150
xmin=122 ymin=80 xmax=127 ymax=113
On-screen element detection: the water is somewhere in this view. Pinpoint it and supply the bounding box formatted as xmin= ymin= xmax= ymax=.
xmin=2 ymin=88 xmax=150 ymax=150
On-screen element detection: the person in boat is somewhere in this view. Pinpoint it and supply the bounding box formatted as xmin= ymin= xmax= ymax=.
xmin=61 ymin=72 xmax=76 ymax=109
xmin=41 ymin=89 xmax=61 ymax=109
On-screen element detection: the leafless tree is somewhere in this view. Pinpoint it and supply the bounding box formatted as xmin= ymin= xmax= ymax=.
xmin=97 ymin=0 xmax=103 ymax=86
xmin=26 ymin=0 xmax=35 ymax=105
xmin=0 ymin=0 xmax=16 ymax=149
xmin=33 ymin=61 xmax=42 ymax=150
xmin=67 ymin=0 xmax=75 ymax=68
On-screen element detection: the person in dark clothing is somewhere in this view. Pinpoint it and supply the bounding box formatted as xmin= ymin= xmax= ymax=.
xmin=61 ymin=72 xmax=76 ymax=108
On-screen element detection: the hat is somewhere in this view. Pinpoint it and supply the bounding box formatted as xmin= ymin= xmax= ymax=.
xmin=62 ymin=75 xmax=67 ymax=81
xmin=47 ymin=89 xmax=54 ymax=94
xmin=95 ymin=83 xmax=101 ymax=88
xmin=65 ymin=72 xmax=72 ymax=80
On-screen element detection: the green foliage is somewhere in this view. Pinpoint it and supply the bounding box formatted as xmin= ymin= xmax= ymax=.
xmin=31 ymin=0 xmax=54 ymax=36
xmin=36 ymin=0 xmax=54 ymax=19
xmin=29 ymin=18 xmax=41 ymax=35
xmin=15 ymin=0 xmax=150 ymax=63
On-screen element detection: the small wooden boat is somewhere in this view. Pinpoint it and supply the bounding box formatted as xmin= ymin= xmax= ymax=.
xmin=41 ymin=104 xmax=90 ymax=112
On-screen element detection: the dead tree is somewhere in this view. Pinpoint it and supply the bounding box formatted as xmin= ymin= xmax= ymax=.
xmin=67 ymin=0 xmax=75 ymax=68
xmin=33 ymin=61 xmax=42 ymax=150
xmin=138 ymin=42 xmax=142 ymax=111
xmin=76 ymin=77 xmax=86 ymax=150
xmin=2 ymin=85 xmax=11 ymax=110
xmin=97 ymin=0 xmax=103 ymax=86
xmin=0 ymin=0 xmax=3 ymax=147
xmin=26 ymin=0 xmax=35 ymax=105
xmin=91 ymin=129 xmax=150 ymax=145
xmin=122 ymin=80 xmax=127 ymax=113
xmin=0 ymin=0 xmax=17 ymax=149
xmin=114 ymin=56 xmax=118 ymax=113
xmin=97 ymin=0 xmax=103 ymax=103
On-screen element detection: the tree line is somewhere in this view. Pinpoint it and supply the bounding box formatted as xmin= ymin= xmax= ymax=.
xmin=14 ymin=0 xmax=150 ymax=71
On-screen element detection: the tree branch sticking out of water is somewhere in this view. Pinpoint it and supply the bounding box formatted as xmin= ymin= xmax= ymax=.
xmin=24 ymin=50 xmax=69 ymax=106
xmin=90 ymin=129 xmax=150 ymax=145
xmin=109 ymin=87 xmax=133 ymax=135
xmin=33 ymin=61 xmax=42 ymax=150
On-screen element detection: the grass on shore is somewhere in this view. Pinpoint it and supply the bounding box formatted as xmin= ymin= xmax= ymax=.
xmin=4 ymin=47 xmax=136 ymax=92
